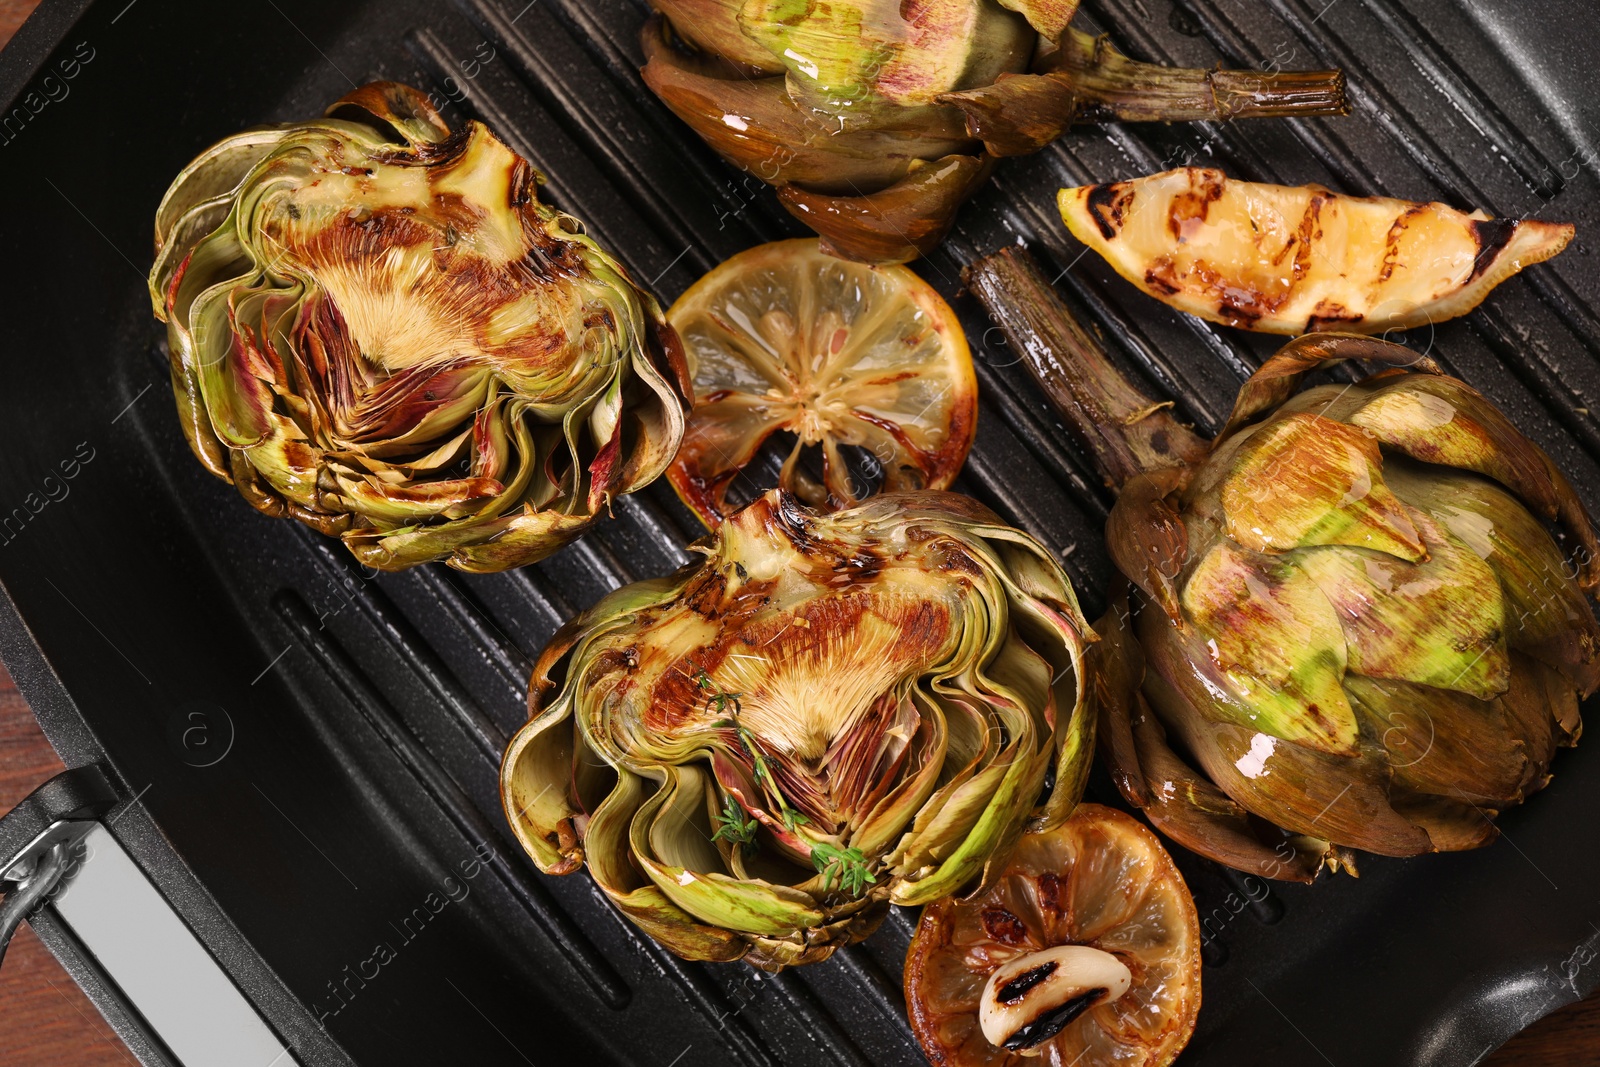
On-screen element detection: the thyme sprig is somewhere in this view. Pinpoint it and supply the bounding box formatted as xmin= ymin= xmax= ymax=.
xmin=708 ymin=721 xmax=811 ymax=835
xmin=692 ymin=666 xmax=743 ymax=716
xmin=811 ymin=841 xmax=876 ymax=897
xmin=711 ymin=794 xmax=760 ymax=857
xmin=736 ymin=725 xmax=774 ymax=785
xmin=697 ymin=664 xmax=811 ymax=837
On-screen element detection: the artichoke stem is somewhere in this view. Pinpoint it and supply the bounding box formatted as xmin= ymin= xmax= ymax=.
xmin=1057 ymin=30 xmax=1349 ymax=123
xmin=963 ymin=247 xmax=1206 ymax=490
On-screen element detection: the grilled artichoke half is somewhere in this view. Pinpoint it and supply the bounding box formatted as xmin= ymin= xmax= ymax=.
xmin=148 ymin=82 xmax=689 ymax=572
xmin=643 ymin=0 xmax=1345 ymax=263
xmin=969 ymin=248 xmax=1600 ymax=881
xmin=501 ymin=490 xmax=1096 ymax=968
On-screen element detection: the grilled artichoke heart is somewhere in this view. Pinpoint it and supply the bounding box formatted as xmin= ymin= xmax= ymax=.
xmin=148 ymin=82 xmax=689 ymax=571
xmin=643 ymin=1 xmax=1346 ymax=263
xmin=969 ymin=248 xmax=1600 ymax=881
xmin=501 ymin=490 xmax=1096 ymax=968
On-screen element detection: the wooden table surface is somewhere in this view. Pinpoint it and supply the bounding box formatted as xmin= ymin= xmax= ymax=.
xmin=0 ymin=0 xmax=1597 ymax=1063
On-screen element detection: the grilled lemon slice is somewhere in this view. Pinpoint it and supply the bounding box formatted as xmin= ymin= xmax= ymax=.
xmin=906 ymin=804 xmax=1201 ymax=1066
xmin=666 ymin=239 xmax=978 ymax=527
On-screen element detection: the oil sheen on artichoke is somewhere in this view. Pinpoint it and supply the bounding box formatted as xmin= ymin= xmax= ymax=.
xmin=968 ymin=247 xmax=1600 ymax=883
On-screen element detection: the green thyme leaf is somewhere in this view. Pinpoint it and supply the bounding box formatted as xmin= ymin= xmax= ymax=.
xmin=735 ymin=725 xmax=773 ymax=786
xmin=711 ymin=794 xmax=760 ymax=857
xmin=811 ymin=841 xmax=876 ymax=897
xmin=693 ymin=666 xmax=744 ymax=716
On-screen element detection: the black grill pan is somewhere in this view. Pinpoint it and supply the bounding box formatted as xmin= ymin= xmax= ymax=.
xmin=0 ymin=0 xmax=1597 ymax=1063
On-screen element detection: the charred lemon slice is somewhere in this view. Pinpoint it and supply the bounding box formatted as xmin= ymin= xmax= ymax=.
xmin=666 ymin=239 xmax=978 ymax=527
xmin=906 ymin=803 xmax=1201 ymax=1066
xmin=1059 ymin=167 xmax=1573 ymax=335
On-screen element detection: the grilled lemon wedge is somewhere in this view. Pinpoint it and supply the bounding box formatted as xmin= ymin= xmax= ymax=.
xmin=1059 ymin=167 xmax=1572 ymax=335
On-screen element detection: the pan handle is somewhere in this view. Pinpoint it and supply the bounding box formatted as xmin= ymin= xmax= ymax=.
xmin=0 ymin=765 xmax=303 ymax=1066
xmin=0 ymin=764 xmax=117 ymax=968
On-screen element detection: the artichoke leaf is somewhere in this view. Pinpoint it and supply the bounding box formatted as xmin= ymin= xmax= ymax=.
xmin=736 ymin=0 xmax=1035 ymax=118
xmin=345 ymin=505 xmax=584 ymax=572
xmin=1105 ymin=468 xmax=1189 ymax=624
xmin=891 ymin=742 xmax=1049 ymax=906
xmin=323 ymin=80 xmax=451 ymax=145
xmin=1015 ymin=612 xmax=1094 ymax=830
xmin=1344 ymin=674 xmax=1542 ymax=808
xmin=326 ymin=463 xmax=499 ymax=524
xmin=633 ymin=764 xmax=829 ymax=935
xmin=1346 ymin=373 xmax=1600 ymax=591
xmin=836 ymin=689 xmax=948 ymax=859
xmin=502 ymin=696 xmax=585 ymax=875
xmin=1409 ymin=459 xmax=1600 ymax=693
xmin=1221 ymin=412 xmax=1424 ymax=560
xmin=886 ymin=694 xmax=1005 ymax=877
xmin=1385 ymin=788 xmax=1496 ymax=853
xmin=1140 ymin=637 xmax=1432 ymax=857
xmin=1129 ymin=680 xmax=1328 ymax=883
xmin=527 ymin=574 xmax=689 ymax=731
xmin=939 ymin=70 xmax=1080 ymax=156
xmin=974 ymin=520 xmax=1095 ymax=643
xmin=1293 ymin=510 xmax=1510 ymax=701
xmin=710 ymin=750 xmax=813 ymax=865
xmin=239 ymin=422 xmax=321 ymax=513
xmin=1532 ymin=653 xmax=1583 ymax=746
xmin=1090 ymin=589 xmax=1151 ymax=808
xmin=1498 ymin=651 xmax=1567 ymax=762
xmin=927 ymin=684 xmax=998 ymax=786
xmin=152 ymin=128 xmax=286 ymax=269
xmin=994 ymin=0 xmax=1080 ymax=39
xmin=578 ymin=764 xmax=648 ymax=898
xmin=1216 ymin=331 xmax=1444 ymax=442
xmin=652 ymin=0 xmax=788 ymax=73
xmin=1179 ymin=541 xmax=1358 ymax=753
xmin=977 ymin=618 xmax=1054 ymax=727
xmin=1267 ymin=379 xmax=1377 ymax=425
xmin=183 ymin=263 xmax=278 ymax=450
xmin=586 ymin=767 xmax=749 ymax=962
xmin=778 ymin=154 xmax=993 ymax=265
xmin=640 ymin=20 xmax=974 ymax=195
xmin=982 ymin=540 xmax=1094 ymax=830
xmin=614 ymin=369 xmax=691 ymax=495
xmin=1035 ymin=655 xmax=1096 ymax=833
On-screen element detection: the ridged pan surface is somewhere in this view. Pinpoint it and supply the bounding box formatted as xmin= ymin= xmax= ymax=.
xmin=0 ymin=0 xmax=1595 ymax=1064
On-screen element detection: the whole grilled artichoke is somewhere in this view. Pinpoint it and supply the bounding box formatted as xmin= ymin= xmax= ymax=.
xmin=148 ymin=83 xmax=689 ymax=572
xmin=969 ymin=247 xmax=1600 ymax=881
xmin=501 ymin=489 xmax=1095 ymax=967
xmin=642 ymin=0 xmax=1346 ymax=263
